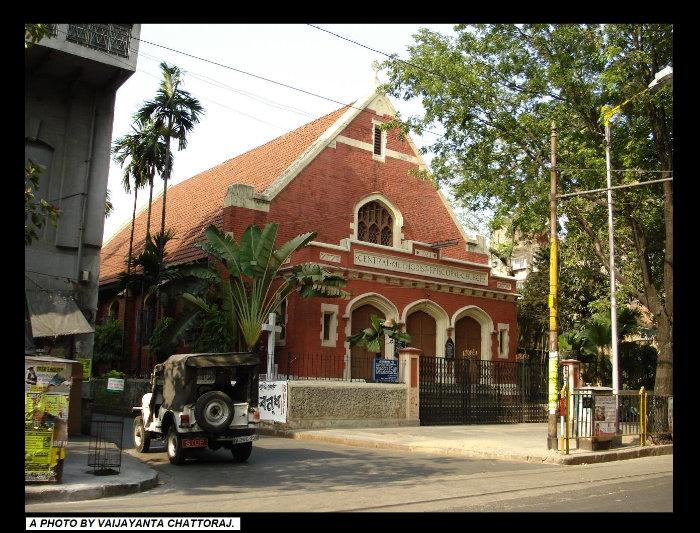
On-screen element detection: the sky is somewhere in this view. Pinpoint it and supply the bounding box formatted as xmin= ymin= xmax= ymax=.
xmin=103 ymin=24 xmax=487 ymax=243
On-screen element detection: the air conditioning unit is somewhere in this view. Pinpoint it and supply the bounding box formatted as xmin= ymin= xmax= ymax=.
xmin=79 ymin=270 xmax=91 ymax=283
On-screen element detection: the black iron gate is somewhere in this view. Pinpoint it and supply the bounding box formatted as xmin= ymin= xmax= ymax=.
xmin=419 ymin=357 xmax=548 ymax=425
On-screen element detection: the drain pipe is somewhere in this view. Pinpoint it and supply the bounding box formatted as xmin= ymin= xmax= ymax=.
xmin=75 ymin=90 xmax=98 ymax=288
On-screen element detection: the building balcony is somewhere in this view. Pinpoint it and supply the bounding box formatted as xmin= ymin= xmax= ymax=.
xmin=62 ymin=23 xmax=132 ymax=59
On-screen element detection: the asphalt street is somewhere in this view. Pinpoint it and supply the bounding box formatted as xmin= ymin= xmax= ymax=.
xmin=25 ymin=436 xmax=673 ymax=513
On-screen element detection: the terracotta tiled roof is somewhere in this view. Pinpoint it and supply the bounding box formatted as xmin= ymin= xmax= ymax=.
xmin=99 ymin=105 xmax=351 ymax=285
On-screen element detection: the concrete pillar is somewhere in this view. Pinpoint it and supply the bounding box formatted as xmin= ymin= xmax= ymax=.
xmin=399 ymin=347 xmax=422 ymax=423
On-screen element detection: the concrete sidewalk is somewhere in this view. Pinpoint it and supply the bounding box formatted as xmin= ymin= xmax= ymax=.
xmin=262 ymin=423 xmax=673 ymax=465
xmin=25 ymin=436 xmax=159 ymax=504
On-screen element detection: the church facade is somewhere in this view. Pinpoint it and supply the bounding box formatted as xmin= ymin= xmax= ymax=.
xmin=99 ymin=92 xmax=519 ymax=376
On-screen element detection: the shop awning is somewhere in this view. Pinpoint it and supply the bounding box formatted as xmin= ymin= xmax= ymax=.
xmin=26 ymin=290 xmax=94 ymax=338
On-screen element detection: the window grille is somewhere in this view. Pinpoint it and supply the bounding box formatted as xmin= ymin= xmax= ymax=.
xmin=66 ymin=24 xmax=131 ymax=58
xmin=357 ymin=201 xmax=392 ymax=246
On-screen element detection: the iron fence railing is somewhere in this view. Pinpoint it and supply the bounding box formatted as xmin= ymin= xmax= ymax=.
xmin=272 ymin=352 xmax=402 ymax=383
xmin=567 ymin=390 xmax=672 ymax=444
xmin=419 ymin=357 xmax=549 ymax=425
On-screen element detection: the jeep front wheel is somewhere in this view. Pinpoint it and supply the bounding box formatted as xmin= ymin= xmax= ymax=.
xmin=166 ymin=426 xmax=186 ymax=465
xmin=195 ymin=391 xmax=235 ymax=432
xmin=133 ymin=415 xmax=151 ymax=453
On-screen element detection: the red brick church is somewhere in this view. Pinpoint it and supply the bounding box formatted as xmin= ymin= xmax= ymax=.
xmin=98 ymin=92 xmax=519 ymax=377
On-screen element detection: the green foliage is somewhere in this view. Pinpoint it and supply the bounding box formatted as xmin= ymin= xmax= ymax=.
xmin=25 ymin=160 xmax=60 ymax=245
xmin=517 ymin=242 xmax=608 ymax=354
xmin=93 ymin=319 xmax=123 ymax=363
xmin=620 ymin=341 xmax=657 ymax=391
xmin=102 ymin=369 xmax=126 ymax=379
xmin=194 ymin=306 xmax=235 ymax=354
xmin=166 ymin=223 xmax=350 ymax=352
xmin=104 ymin=189 xmax=114 ymax=218
xmin=558 ymin=299 xmax=643 ymax=386
xmin=347 ymin=315 xmax=411 ymax=355
xmin=25 ymin=24 xmax=52 ymax=48
xmin=148 ymin=317 xmax=176 ymax=363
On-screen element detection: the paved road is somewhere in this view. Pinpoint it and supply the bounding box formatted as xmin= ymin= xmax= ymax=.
xmin=26 ymin=437 xmax=672 ymax=513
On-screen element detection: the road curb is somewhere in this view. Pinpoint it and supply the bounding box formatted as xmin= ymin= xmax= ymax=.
xmin=25 ymin=472 xmax=159 ymax=503
xmin=288 ymin=432 xmax=673 ymax=465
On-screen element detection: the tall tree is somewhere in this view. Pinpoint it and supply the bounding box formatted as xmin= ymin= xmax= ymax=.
xmin=112 ymin=119 xmax=169 ymax=368
xmin=135 ymin=62 xmax=204 ymax=238
xmin=381 ymin=24 xmax=673 ymax=393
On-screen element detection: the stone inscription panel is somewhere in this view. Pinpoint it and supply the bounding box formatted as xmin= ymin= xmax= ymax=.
xmin=354 ymin=250 xmax=488 ymax=286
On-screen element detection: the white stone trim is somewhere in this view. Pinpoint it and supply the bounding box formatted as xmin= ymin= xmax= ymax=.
xmin=401 ymin=299 xmax=450 ymax=358
xmin=320 ymin=303 xmax=339 ymax=348
xmin=352 ymin=193 xmax=404 ymax=249
xmin=497 ymin=323 xmax=510 ymax=359
xmin=335 ymin=134 xmax=423 ymax=166
xmin=309 ymin=240 xmax=349 ymax=252
xmin=451 ymin=305 xmax=495 ymax=361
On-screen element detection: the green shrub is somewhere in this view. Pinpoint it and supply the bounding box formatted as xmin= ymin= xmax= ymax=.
xmin=102 ymin=369 xmax=126 ymax=379
xmin=93 ymin=318 xmax=123 ymax=363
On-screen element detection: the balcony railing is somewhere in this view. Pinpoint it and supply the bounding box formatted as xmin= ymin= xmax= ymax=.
xmin=65 ymin=23 xmax=131 ymax=59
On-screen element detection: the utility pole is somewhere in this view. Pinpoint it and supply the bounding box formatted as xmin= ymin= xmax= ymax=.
xmin=547 ymin=121 xmax=559 ymax=450
xmin=604 ymin=121 xmax=620 ymax=394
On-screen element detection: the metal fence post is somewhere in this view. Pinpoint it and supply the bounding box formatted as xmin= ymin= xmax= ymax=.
xmin=639 ymin=386 xmax=646 ymax=446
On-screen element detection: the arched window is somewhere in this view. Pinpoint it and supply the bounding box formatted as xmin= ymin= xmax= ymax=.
xmin=357 ymin=201 xmax=392 ymax=246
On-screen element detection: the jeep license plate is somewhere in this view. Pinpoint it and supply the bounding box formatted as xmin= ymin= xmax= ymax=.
xmin=182 ymin=437 xmax=208 ymax=449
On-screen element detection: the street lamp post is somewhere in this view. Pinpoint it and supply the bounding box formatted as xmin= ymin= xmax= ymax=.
xmin=602 ymin=65 xmax=672 ymax=394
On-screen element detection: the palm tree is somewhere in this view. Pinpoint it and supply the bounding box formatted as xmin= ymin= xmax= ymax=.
xmin=135 ymin=62 xmax=204 ymax=238
xmin=112 ymin=120 xmax=169 ymax=370
xmin=559 ymin=302 xmax=642 ymax=386
xmin=346 ymin=315 xmax=411 ymax=356
xmin=163 ymin=223 xmax=349 ymax=354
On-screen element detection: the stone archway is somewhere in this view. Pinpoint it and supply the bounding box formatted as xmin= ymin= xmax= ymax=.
xmin=451 ymin=305 xmax=494 ymax=360
xmin=343 ymin=293 xmax=400 ymax=379
xmin=402 ymin=300 xmax=449 ymax=358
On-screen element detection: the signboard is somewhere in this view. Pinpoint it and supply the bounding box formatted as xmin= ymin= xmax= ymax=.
xmin=593 ymin=394 xmax=617 ymax=437
xmin=373 ymin=358 xmax=399 ymax=383
xmin=107 ymin=378 xmax=125 ymax=393
xmin=25 ymin=363 xmax=71 ymax=394
xmin=258 ymin=380 xmax=288 ymax=423
xmin=354 ymin=250 xmax=489 ymax=286
xmin=26 ymin=393 xmax=69 ymax=447
xmin=547 ymin=353 xmax=558 ymax=413
xmin=444 ymin=338 xmax=455 ymax=359
xmin=25 ymin=429 xmax=54 ymax=482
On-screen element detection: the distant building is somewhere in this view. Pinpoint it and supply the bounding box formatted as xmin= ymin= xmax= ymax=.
xmin=99 ymin=92 xmax=519 ymax=377
xmin=490 ymin=227 xmax=545 ymax=290
xmin=25 ymin=24 xmax=141 ymax=429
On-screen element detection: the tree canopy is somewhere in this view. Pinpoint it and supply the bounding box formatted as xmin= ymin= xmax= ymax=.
xmin=381 ymin=24 xmax=672 ymax=393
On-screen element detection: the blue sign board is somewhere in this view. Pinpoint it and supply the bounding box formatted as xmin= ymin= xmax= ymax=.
xmin=372 ymin=358 xmax=399 ymax=383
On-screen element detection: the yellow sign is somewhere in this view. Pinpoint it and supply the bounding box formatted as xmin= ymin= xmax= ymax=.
xmin=25 ymin=429 xmax=53 ymax=476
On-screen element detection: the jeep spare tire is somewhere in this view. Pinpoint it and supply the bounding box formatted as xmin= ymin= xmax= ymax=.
xmin=195 ymin=391 xmax=235 ymax=432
